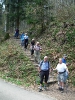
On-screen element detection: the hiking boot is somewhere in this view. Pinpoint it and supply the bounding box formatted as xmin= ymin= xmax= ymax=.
xmin=44 ymin=86 xmax=47 ymax=91
xmin=58 ymin=87 xmax=62 ymax=91
xmin=61 ymin=88 xmax=64 ymax=93
xmin=39 ymin=89 xmax=43 ymax=92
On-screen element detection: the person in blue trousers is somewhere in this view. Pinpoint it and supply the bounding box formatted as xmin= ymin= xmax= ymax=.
xmin=20 ymin=32 xmax=25 ymax=46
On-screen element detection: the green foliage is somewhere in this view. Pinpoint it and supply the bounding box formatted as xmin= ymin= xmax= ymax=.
xmin=34 ymin=0 xmax=47 ymax=5
xmin=1 ymin=0 xmax=75 ymax=88
xmin=35 ymin=75 xmax=40 ymax=85
xmin=0 ymin=4 xmax=2 ymax=25
xmin=56 ymin=4 xmax=75 ymax=24
xmin=66 ymin=28 xmax=75 ymax=47
xmin=52 ymin=28 xmax=59 ymax=38
xmin=4 ymin=32 xmax=10 ymax=40
xmin=0 ymin=39 xmax=38 ymax=87
xmin=46 ymin=40 xmax=51 ymax=47
xmin=71 ymin=76 xmax=75 ymax=86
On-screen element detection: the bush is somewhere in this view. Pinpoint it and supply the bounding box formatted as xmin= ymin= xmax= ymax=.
xmin=4 ymin=32 xmax=10 ymax=40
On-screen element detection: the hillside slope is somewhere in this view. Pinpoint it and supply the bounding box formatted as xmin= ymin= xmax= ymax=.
xmin=0 ymin=36 xmax=75 ymax=100
xmin=32 ymin=25 xmax=75 ymax=86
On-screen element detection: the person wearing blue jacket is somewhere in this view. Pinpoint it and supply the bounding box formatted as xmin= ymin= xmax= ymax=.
xmin=20 ymin=32 xmax=25 ymax=46
xmin=62 ymin=54 xmax=69 ymax=82
xmin=24 ymin=33 xmax=29 ymax=50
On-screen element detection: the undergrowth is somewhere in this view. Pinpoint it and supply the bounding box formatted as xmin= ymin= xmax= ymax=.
xmin=0 ymin=25 xmax=75 ymax=87
xmin=36 ymin=25 xmax=75 ymax=86
xmin=0 ymin=39 xmax=38 ymax=87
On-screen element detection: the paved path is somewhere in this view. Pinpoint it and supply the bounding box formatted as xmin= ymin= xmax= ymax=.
xmin=0 ymin=79 xmax=56 ymax=100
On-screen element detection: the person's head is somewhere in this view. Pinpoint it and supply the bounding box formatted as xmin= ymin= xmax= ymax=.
xmin=59 ymin=58 xmax=62 ymax=64
xmin=63 ymin=54 xmax=67 ymax=59
xmin=25 ymin=33 xmax=27 ymax=35
xmin=44 ymin=56 xmax=48 ymax=62
xmin=36 ymin=42 xmax=40 ymax=46
xmin=32 ymin=38 xmax=35 ymax=41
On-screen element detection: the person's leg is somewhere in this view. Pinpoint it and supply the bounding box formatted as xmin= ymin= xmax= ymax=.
xmin=21 ymin=40 xmax=23 ymax=46
xmin=39 ymin=71 xmax=44 ymax=91
xmin=32 ymin=49 xmax=34 ymax=55
xmin=60 ymin=74 xmax=65 ymax=92
xmin=31 ymin=50 xmax=34 ymax=57
xmin=64 ymin=72 xmax=68 ymax=83
xmin=58 ymin=74 xmax=62 ymax=90
xmin=31 ymin=49 xmax=34 ymax=58
xmin=22 ymin=40 xmax=24 ymax=46
xmin=34 ymin=51 xmax=36 ymax=61
xmin=24 ymin=39 xmax=26 ymax=49
xmin=26 ymin=39 xmax=28 ymax=48
xmin=37 ymin=51 xmax=40 ymax=64
xmin=25 ymin=39 xmax=28 ymax=49
xmin=44 ymin=71 xmax=49 ymax=89
xmin=31 ymin=49 xmax=32 ymax=55
xmin=25 ymin=42 xmax=27 ymax=49
xmin=34 ymin=51 xmax=38 ymax=62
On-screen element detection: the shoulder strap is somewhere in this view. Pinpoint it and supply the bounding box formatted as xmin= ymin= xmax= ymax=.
xmin=40 ymin=60 xmax=49 ymax=69
xmin=46 ymin=61 xmax=50 ymax=69
xmin=40 ymin=60 xmax=43 ymax=67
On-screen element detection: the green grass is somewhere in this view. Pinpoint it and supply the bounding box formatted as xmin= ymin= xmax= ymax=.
xmin=0 ymin=39 xmax=38 ymax=87
xmin=0 ymin=24 xmax=75 ymax=87
xmin=35 ymin=25 xmax=75 ymax=87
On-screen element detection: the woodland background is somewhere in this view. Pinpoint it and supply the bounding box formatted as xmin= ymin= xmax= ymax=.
xmin=0 ymin=0 xmax=75 ymax=87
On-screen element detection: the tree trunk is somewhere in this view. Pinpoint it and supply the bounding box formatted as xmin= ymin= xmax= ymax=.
xmin=16 ymin=0 xmax=20 ymax=30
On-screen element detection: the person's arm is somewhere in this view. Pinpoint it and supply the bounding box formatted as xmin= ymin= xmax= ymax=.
xmin=48 ymin=62 xmax=51 ymax=72
xmin=34 ymin=45 xmax=35 ymax=49
xmin=52 ymin=66 xmax=58 ymax=74
xmin=38 ymin=61 xmax=42 ymax=72
xmin=40 ymin=46 xmax=42 ymax=50
xmin=38 ymin=66 xmax=41 ymax=72
xmin=66 ymin=66 xmax=69 ymax=74
xmin=53 ymin=68 xmax=57 ymax=71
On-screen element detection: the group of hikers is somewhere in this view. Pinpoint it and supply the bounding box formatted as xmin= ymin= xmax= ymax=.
xmin=38 ymin=55 xmax=69 ymax=93
xmin=15 ymin=31 xmax=69 ymax=93
xmin=20 ymin=32 xmax=42 ymax=64
xmin=14 ymin=28 xmax=19 ymax=38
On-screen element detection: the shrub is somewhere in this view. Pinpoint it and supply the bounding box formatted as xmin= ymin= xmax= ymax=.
xmin=4 ymin=33 xmax=10 ymax=40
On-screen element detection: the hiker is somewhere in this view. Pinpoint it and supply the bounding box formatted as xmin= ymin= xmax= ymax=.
xmin=62 ymin=54 xmax=67 ymax=64
xmin=53 ymin=58 xmax=69 ymax=93
xmin=14 ymin=28 xmax=19 ymax=38
xmin=24 ymin=33 xmax=29 ymax=50
xmin=20 ymin=32 xmax=25 ymax=46
xmin=62 ymin=54 xmax=69 ymax=82
xmin=38 ymin=56 xmax=51 ymax=92
xmin=30 ymin=38 xmax=35 ymax=56
xmin=34 ymin=42 xmax=42 ymax=63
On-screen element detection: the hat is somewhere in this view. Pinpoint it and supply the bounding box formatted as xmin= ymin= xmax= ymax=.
xmin=32 ymin=38 xmax=35 ymax=41
xmin=63 ymin=54 xmax=67 ymax=58
xmin=25 ymin=33 xmax=27 ymax=35
xmin=36 ymin=42 xmax=39 ymax=45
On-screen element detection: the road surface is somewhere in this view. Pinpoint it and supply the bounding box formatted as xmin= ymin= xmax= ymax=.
xmin=0 ymin=79 xmax=56 ymax=100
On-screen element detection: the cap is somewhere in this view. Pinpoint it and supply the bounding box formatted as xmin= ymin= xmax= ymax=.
xmin=25 ymin=33 xmax=27 ymax=35
xmin=63 ymin=54 xmax=67 ymax=58
xmin=36 ymin=42 xmax=39 ymax=45
xmin=32 ymin=38 xmax=35 ymax=41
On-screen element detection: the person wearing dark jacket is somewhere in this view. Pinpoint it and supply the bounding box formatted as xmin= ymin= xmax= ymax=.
xmin=30 ymin=38 xmax=35 ymax=56
xmin=24 ymin=33 xmax=29 ymax=50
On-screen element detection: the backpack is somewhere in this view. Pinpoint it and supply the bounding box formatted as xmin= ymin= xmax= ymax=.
xmin=40 ymin=60 xmax=50 ymax=69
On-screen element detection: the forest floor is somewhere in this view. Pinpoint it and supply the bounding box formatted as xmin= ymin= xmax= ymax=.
xmin=14 ymin=37 xmax=75 ymax=100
